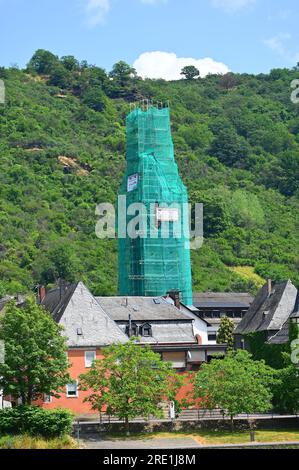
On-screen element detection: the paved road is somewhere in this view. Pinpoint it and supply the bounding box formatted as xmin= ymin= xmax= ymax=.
xmin=80 ymin=434 xmax=200 ymax=449
xmin=80 ymin=434 xmax=299 ymax=449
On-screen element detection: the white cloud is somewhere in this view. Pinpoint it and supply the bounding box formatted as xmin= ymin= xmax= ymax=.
xmin=84 ymin=0 xmax=110 ymax=27
xmin=264 ymin=33 xmax=299 ymax=65
xmin=211 ymin=0 xmax=256 ymax=12
xmin=133 ymin=51 xmax=230 ymax=80
xmin=264 ymin=33 xmax=291 ymax=56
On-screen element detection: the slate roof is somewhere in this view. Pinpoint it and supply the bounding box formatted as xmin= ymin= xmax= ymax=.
xmin=267 ymin=321 xmax=290 ymax=345
xmin=43 ymin=282 xmax=128 ymax=347
xmin=193 ymin=292 xmax=254 ymax=309
xmin=117 ymin=321 xmax=196 ymax=344
xmin=95 ymin=296 xmax=193 ymax=322
xmin=42 ymin=283 xmax=78 ymax=323
xmin=235 ymin=280 xmax=297 ymax=335
xmin=268 ymin=294 xmax=299 ymax=345
xmin=0 ymin=295 xmax=26 ymax=312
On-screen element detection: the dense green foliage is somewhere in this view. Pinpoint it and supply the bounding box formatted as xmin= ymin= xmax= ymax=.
xmin=0 ymin=52 xmax=298 ymax=295
xmin=216 ymin=316 xmax=235 ymax=350
xmin=0 ymin=406 xmax=73 ymax=438
xmin=194 ymin=350 xmax=278 ymax=426
xmin=80 ymin=340 xmax=183 ymax=431
xmin=244 ymin=323 xmax=299 ymax=412
xmin=0 ymin=298 xmax=70 ymax=404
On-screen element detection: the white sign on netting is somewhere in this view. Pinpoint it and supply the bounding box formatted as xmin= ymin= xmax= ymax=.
xmin=127 ymin=173 xmax=139 ymax=192
xmin=156 ymin=207 xmax=179 ymax=222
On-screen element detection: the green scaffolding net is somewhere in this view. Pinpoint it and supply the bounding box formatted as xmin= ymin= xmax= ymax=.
xmin=118 ymin=105 xmax=192 ymax=305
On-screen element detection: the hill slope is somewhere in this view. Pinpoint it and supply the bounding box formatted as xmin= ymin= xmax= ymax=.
xmin=0 ymin=53 xmax=298 ymax=296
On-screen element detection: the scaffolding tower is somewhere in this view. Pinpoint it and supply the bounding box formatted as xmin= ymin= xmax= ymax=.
xmin=118 ymin=104 xmax=192 ymax=305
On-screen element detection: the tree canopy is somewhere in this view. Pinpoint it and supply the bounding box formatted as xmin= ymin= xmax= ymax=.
xmin=217 ymin=316 xmax=235 ymax=350
xmin=193 ymin=350 xmax=278 ymax=427
xmin=79 ymin=340 xmax=183 ymax=432
xmin=0 ymin=298 xmax=70 ymax=404
xmin=181 ymin=65 xmax=200 ymax=80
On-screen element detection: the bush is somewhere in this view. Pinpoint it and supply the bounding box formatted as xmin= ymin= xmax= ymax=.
xmin=0 ymin=406 xmax=73 ymax=438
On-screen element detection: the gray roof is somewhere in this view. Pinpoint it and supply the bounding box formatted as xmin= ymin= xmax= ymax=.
xmin=268 ymin=293 xmax=299 ymax=345
xmin=193 ymin=292 xmax=253 ymax=309
xmin=95 ymin=296 xmax=193 ymax=322
xmin=235 ymin=280 xmax=297 ymax=335
xmin=43 ymin=282 xmax=128 ymax=347
xmin=267 ymin=321 xmax=290 ymax=345
xmin=42 ymin=283 xmax=78 ymax=322
xmin=117 ymin=321 xmax=196 ymax=344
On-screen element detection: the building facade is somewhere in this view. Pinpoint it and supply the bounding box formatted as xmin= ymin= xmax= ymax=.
xmin=192 ymin=292 xmax=253 ymax=344
xmin=39 ymin=282 xmax=226 ymax=414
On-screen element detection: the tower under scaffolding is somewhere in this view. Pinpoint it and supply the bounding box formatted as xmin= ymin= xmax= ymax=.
xmin=118 ymin=103 xmax=192 ymax=305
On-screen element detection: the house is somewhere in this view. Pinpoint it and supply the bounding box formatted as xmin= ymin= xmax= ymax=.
xmin=39 ymin=281 xmax=226 ymax=414
xmin=96 ymin=294 xmax=226 ymax=371
xmin=192 ymin=292 xmax=254 ymax=344
xmin=40 ymin=281 xmax=128 ymax=414
xmin=234 ymin=280 xmax=298 ymax=349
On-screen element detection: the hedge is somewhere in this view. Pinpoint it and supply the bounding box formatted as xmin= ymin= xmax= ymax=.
xmin=0 ymin=406 xmax=73 ymax=438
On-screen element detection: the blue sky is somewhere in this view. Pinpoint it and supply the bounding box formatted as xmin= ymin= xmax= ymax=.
xmin=0 ymin=0 xmax=298 ymax=78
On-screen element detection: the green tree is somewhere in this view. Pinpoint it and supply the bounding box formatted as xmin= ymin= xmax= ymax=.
xmin=61 ymin=55 xmax=80 ymax=71
xmin=193 ymin=350 xmax=277 ymax=429
xmin=27 ymin=49 xmax=60 ymax=74
xmin=0 ymin=298 xmax=70 ymax=405
xmin=181 ymin=65 xmax=200 ymax=80
xmin=217 ymin=316 xmax=235 ymax=350
xmin=230 ymin=190 xmax=265 ymax=229
xmin=109 ymin=61 xmax=136 ymax=87
xmin=32 ymin=243 xmax=79 ymax=285
xmin=82 ymin=86 xmax=106 ymax=112
xmin=80 ymin=340 xmax=183 ymax=433
xmin=48 ymin=64 xmax=72 ymax=89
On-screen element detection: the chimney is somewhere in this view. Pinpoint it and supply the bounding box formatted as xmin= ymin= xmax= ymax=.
xmin=128 ymin=313 xmax=133 ymax=338
xmin=59 ymin=279 xmax=66 ymax=300
xmin=267 ymin=279 xmax=272 ymax=297
xmin=168 ymin=290 xmax=181 ymax=309
xmin=37 ymin=286 xmax=46 ymax=304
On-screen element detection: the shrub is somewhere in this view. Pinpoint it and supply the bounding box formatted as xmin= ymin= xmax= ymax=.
xmin=0 ymin=406 xmax=73 ymax=438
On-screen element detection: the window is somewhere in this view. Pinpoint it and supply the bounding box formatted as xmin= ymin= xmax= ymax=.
xmin=43 ymin=394 xmax=52 ymax=403
xmin=85 ymin=350 xmax=96 ymax=368
xmin=208 ymin=332 xmax=217 ymax=342
xmin=140 ymin=323 xmax=152 ymax=337
xmin=125 ymin=323 xmax=138 ymax=336
xmin=66 ymin=382 xmax=78 ymax=398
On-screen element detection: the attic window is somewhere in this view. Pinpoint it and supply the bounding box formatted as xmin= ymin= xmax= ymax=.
xmin=141 ymin=323 xmax=152 ymax=337
xmin=125 ymin=323 xmax=138 ymax=336
xmin=77 ymin=328 xmax=83 ymax=336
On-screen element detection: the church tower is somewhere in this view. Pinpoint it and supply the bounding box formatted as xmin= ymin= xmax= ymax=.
xmin=118 ymin=104 xmax=192 ymax=305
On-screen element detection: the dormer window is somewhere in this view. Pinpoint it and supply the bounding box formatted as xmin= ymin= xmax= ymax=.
xmin=140 ymin=323 xmax=152 ymax=337
xmin=125 ymin=323 xmax=138 ymax=337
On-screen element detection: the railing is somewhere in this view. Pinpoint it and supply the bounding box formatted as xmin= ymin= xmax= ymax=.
xmin=77 ymin=409 xmax=299 ymax=425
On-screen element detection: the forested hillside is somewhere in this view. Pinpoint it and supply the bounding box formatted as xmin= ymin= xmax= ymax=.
xmin=0 ymin=50 xmax=298 ymax=297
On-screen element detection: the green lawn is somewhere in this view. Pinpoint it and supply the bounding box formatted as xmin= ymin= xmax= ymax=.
xmin=0 ymin=434 xmax=77 ymax=449
xmin=107 ymin=429 xmax=299 ymax=445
